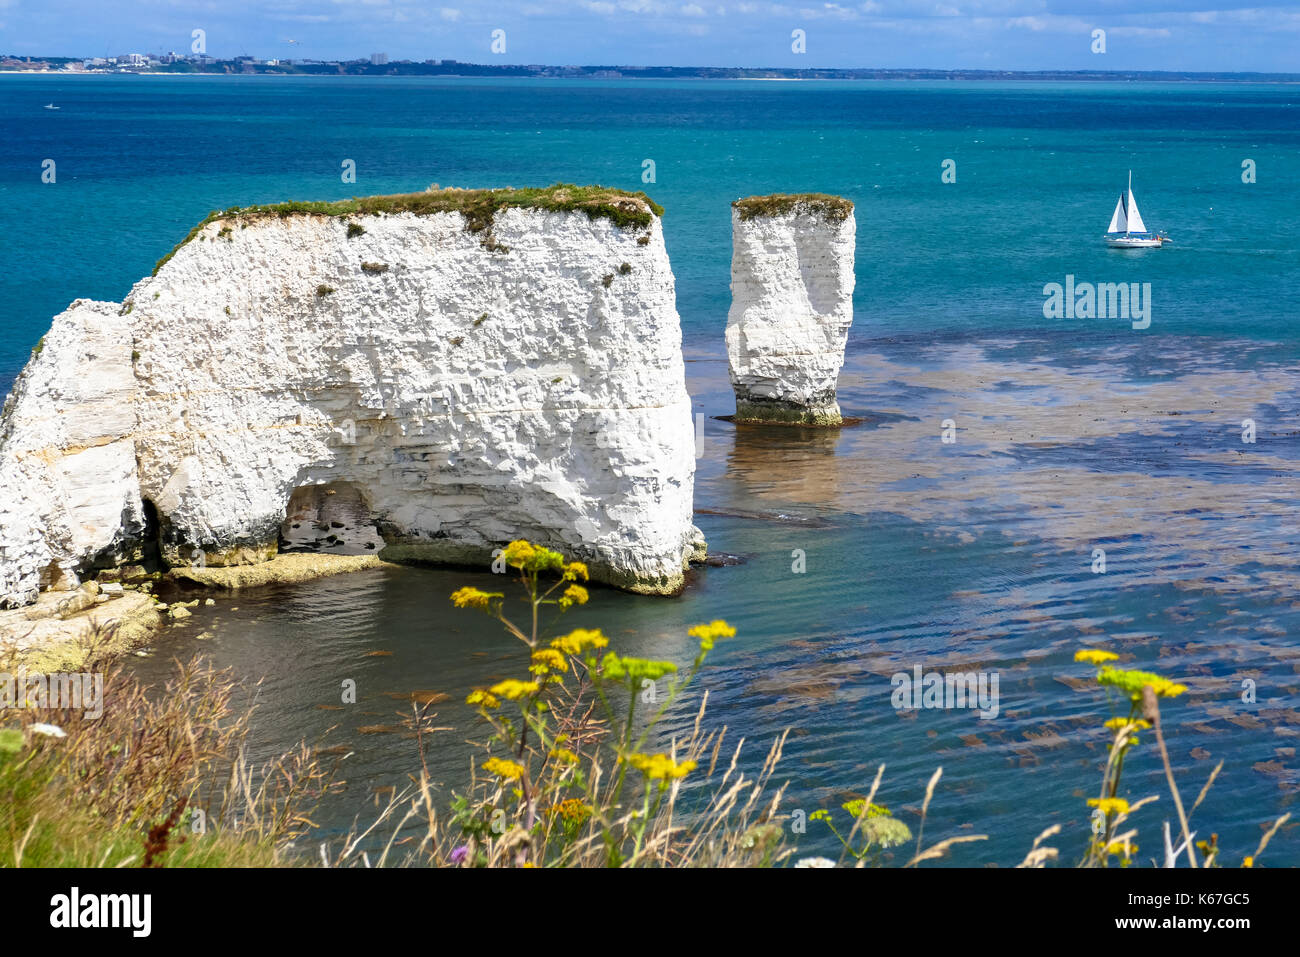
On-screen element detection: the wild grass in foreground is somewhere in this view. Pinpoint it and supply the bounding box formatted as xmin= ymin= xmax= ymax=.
xmin=1 ymin=543 xmax=1291 ymax=867
xmin=0 ymin=631 xmax=338 ymax=867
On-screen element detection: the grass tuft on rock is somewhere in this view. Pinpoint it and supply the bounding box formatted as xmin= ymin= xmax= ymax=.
xmin=733 ymin=193 xmax=854 ymax=223
xmin=153 ymin=185 xmax=663 ymax=277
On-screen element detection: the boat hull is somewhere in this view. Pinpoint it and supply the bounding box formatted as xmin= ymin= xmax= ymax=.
xmin=1105 ymin=235 xmax=1163 ymax=249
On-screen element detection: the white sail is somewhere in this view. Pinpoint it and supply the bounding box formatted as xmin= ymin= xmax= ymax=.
xmin=1126 ymin=188 xmax=1147 ymax=234
xmin=1106 ymin=195 xmax=1127 ymax=234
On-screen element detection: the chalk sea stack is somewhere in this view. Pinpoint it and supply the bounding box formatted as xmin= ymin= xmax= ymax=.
xmin=725 ymin=193 xmax=856 ymax=426
xmin=0 ymin=185 xmax=705 ymax=610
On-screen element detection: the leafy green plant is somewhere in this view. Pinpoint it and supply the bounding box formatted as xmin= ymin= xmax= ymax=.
xmin=812 ymin=799 xmax=912 ymax=864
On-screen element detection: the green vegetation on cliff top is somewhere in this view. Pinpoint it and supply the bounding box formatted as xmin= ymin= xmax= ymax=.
xmin=733 ymin=192 xmax=854 ymax=222
xmin=152 ymin=184 xmax=663 ymax=276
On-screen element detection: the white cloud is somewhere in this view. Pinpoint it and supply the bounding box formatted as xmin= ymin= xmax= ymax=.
xmin=1110 ymin=25 xmax=1172 ymax=37
xmin=439 ymin=6 xmax=461 ymax=20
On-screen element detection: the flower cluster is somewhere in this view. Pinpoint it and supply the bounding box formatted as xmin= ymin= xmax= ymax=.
xmin=501 ymin=539 xmax=565 ymax=574
xmin=488 ymin=679 xmax=540 ymax=701
xmin=529 ymin=648 xmax=569 ymax=676
xmin=622 ymin=752 xmax=697 ymax=781
xmin=1074 ymin=648 xmax=1119 ymax=665
xmin=557 ymin=584 xmax=588 ymax=610
xmin=1105 ymin=839 xmax=1137 ymax=858
xmin=466 ymin=689 xmax=501 ymax=709
xmin=483 ymin=757 xmax=525 ymax=781
xmin=688 ymin=619 xmax=736 ymax=651
xmin=842 ymin=799 xmax=891 ymax=820
xmin=547 ymin=798 xmax=592 ymax=824
xmin=1096 ymin=667 xmax=1187 ymax=702
xmin=451 ymin=586 xmax=502 ymax=611
xmin=501 ymin=539 xmax=587 ymax=581
xmin=551 ymin=628 xmax=608 ymax=656
xmin=1087 ymin=797 xmax=1130 ymax=817
xmin=600 ymin=653 xmax=677 ymax=684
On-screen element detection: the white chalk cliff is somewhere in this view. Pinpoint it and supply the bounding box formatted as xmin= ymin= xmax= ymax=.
xmin=725 ymin=194 xmax=856 ymax=426
xmin=0 ymin=186 xmax=704 ymax=608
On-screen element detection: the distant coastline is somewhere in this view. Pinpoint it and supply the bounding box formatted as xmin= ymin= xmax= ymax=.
xmin=3 ymin=54 xmax=1299 ymax=84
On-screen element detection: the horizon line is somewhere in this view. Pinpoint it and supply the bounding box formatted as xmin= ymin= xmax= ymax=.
xmin=5 ymin=57 xmax=1300 ymax=82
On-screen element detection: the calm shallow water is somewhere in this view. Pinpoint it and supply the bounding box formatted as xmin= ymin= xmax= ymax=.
xmin=4 ymin=75 xmax=1298 ymax=864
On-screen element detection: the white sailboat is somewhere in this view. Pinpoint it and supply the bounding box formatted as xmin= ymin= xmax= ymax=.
xmin=1104 ymin=171 xmax=1168 ymax=248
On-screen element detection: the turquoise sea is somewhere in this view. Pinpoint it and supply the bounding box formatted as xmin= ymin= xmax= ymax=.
xmin=2 ymin=75 xmax=1298 ymax=865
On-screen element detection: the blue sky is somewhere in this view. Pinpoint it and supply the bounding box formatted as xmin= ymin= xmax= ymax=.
xmin=2 ymin=1 xmax=1298 ymax=72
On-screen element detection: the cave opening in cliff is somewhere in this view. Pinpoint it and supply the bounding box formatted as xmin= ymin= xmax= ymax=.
xmin=39 ymin=561 xmax=69 ymax=591
xmin=139 ymin=498 xmax=165 ymax=571
xmin=280 ymin=481 xmax=385 ymax=555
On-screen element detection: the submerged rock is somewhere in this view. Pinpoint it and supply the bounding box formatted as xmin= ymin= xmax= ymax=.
xmin=726 ymin=193 xmax=856 ymax=426
xmin=0 ymin=185 xmax=705 ymax=612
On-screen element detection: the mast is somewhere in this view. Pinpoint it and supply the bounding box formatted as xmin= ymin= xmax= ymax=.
xmin=1126 ymin=170 xmax=1131 ymax=237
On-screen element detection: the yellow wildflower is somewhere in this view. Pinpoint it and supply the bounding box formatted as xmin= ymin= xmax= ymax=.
xmin=550 ymin=628 xmax=609 ymax=656
xmin=1087 ymin=797 xmax=1131 ymax=817
xmin=601 ymin=653 xmax=677 ymax=684
xmin=688 ymin=619 xmax=737 ymax=651
xmin=501 ymin=539 xmax=564 ymax=574
xmin=501 ymin=539 xmax=537 ymax=566
xmin=1104 ymin=717 xmax=1151 ymax=732
xmin=549 ymin=747 xmax=578 ymax=765
xmin=843 ymin=799 xmax=891 ymax=820
xmin=622 ymin=751 xmax=696 ymax=781
xmin=483 ymin=757 xmax=526 ymax=780
xmin=557 ymin=584 xmax=588 ymax=609
xmin=1105 ymin=839 xmax=1138 ymax=857
xmin=1075 ymin=648 xmax=1120 ymax=665
xmin=489 ymin=679 xmax=541 ymax=701
xmin=529 ymin=648 xmax=569 ymax=676
xmin=547 ymin=797 xmax=592 ymax=824
xmin=466 ymin=689 xmax=501 ymax=709
xmin=450 ymin=586 xmax=502 ymax=611
xmin=562 ymin=561 xmax=589 ymax=582
xmin=1104 ymin=717 xmax=1150 ymax=744
xmin=1097 ymin=667 xmax=1187 ymax=701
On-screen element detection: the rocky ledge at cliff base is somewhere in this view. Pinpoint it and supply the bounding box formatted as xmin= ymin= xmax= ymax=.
xmin=726 ymin=193 xmax=856 ymax=426
xmin=0 ymin=185 xmax=705 ymax=639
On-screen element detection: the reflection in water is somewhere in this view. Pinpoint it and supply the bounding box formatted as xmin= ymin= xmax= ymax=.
xmin=127 ymin=331 xmax=1300 ymax=865
xmin=723 ymin=418 xmax=852 ymax=505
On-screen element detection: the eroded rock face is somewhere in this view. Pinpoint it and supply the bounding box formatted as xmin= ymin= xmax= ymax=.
xmin=0 ymin=193 xmax=704 ymax=607
xmin=725 ymin=195 xmax=856 ymax=426
xmin=0 ymin=300 xmax=146 ymax=608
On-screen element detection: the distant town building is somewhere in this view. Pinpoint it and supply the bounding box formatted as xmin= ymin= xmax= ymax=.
xmin=370 ymin=52 xmax=387 ymax=65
